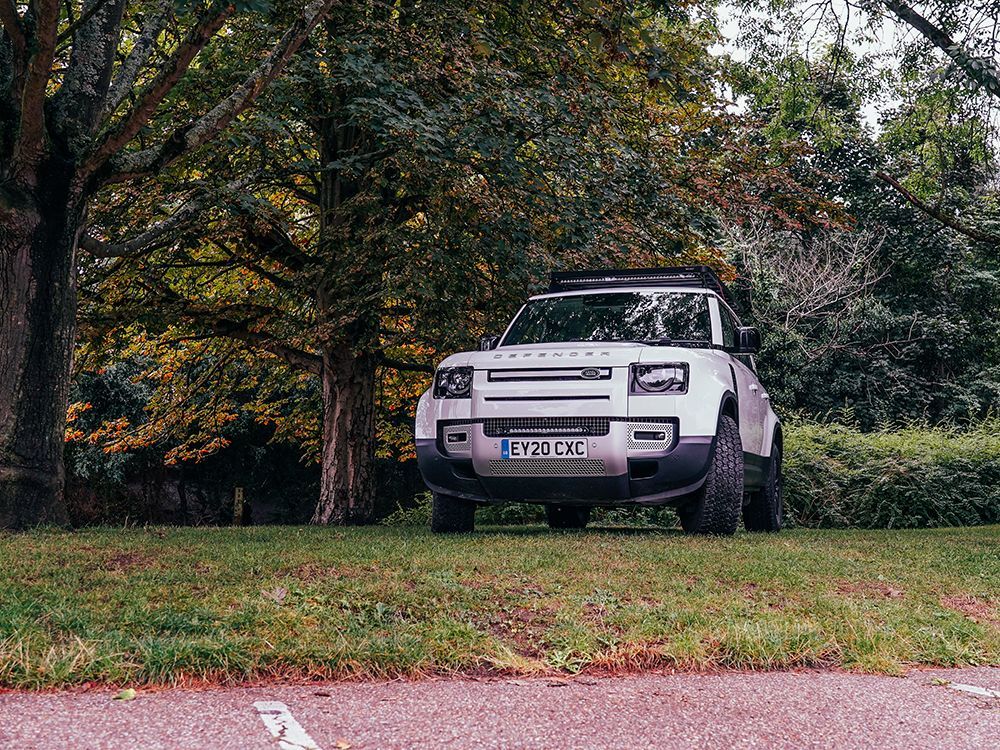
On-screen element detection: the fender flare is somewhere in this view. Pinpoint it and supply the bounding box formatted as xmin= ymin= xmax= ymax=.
xmin=767 ymin=423 xmax=783 ymax=457
xmin=717 ymin=390 xmax=739 ymax=427
xmin=759 ymin=417 xmax=782 ymax=458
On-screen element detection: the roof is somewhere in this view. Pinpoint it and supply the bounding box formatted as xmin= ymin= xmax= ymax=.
xmin=547 ymin=266 xmax=734 ymax=305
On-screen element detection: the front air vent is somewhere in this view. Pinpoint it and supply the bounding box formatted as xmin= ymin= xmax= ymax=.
xmin=489 ymin=459 xmax=606 ymax=477
xmin=438 ymin=421 xmax=473 ymax=457
xmin=483 ymin=417 xmax=611 ymax=438
xmin=627 ymin=421 xmax=677 ymax=451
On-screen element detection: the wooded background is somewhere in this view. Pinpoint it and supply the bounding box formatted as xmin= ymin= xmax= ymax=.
xmin=2 ymin=0 xmax=998 ymax=528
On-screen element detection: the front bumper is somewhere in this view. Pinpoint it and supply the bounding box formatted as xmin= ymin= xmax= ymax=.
xmin=415 ymin=425 xmax=714 ymax=506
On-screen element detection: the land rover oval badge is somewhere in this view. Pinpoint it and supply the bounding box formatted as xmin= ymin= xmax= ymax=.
xmin=580 ymin=367 xmax=600 ymax=379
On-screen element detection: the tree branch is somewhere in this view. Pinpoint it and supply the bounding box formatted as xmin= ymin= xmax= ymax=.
xmin=882 ymin=0 xmax=1000 ymax=98
xmin=0 ymin=1 xmax=26 ymax=68
xmin=377 ymin=353 xmax=433 ymax=374
xmin=80 ymin=177 xmax=255 ymax=258
xmin=208 ymin=320 xmax=322 ymax=374
xmin=81 ymin=216 xmax=185 ymax=257
xmin=56 ymin=0 xmax=113 ymax=45
xmin=51 ymin=0 xmax=127 ymax=144
xmin=875 ymin=171 xmax=1000 ymax=245
xmin=103 ymin=0 xmax=337 ymax=184
xmin=81 ymin=6 xmax=233 ymax=180
xmin=243 ymin=220 xmax=315 ymax=272
xmin=102 ymin=0 xmax=173 ymax=117
xmin=11 ymin=0 xmax=60 ymax=181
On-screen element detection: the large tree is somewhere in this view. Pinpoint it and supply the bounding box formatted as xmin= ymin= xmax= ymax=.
xmin=78 ymin=0 xmax=834 ymax=524
xmin=0 ymin=0 xmax=334 ymax=528
xmin=735 ymin=0 xmax=1000 ymax=243
xmin=725 ymin=35 xmax=1000 ymax=426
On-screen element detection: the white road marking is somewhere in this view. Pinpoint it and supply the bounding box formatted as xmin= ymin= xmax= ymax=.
xmin=945 ymin=682 xmax=1000 ymax=699
xmin=254 ymin=701 xmax=323 ymax=750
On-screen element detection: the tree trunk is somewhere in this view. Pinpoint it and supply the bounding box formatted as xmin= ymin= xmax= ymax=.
xmin=312 ymin=347 xmax=378 ymax=525
xmin=0 ymin=183 xmax=81 ymax=529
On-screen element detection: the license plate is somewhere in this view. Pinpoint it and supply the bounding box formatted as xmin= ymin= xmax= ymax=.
xmin=500 ymin=438 xmax=589 ymax=459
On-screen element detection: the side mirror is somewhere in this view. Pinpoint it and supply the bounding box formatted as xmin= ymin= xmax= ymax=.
xmin=478 ymin=335 xmax=501 ymax=351
xmin=737 ymin=326 xmax=760 ymax=354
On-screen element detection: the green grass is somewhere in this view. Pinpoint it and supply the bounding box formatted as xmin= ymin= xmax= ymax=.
xmin=1 ymin=525 xmax=997 ymax=688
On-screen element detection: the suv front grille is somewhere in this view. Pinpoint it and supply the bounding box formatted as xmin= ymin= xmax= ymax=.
xmin=489 ymin=458 xmax=606 ymax=476
xmin=483 ymin=417 xmax=611 ymax=438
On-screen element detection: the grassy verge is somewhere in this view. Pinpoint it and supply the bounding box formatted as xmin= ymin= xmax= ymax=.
xmin=1 ymin=525 xmax=997 ymax=688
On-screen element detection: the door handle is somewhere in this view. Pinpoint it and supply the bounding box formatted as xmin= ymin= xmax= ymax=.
xmin=749 ymin=384 xmax=759 ymax=393
xmin=761 ymin=392 xmax=770 ymax=401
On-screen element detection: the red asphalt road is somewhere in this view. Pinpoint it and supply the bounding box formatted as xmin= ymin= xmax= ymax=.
xmin=1 ymin=667 xmax=997 ymax=750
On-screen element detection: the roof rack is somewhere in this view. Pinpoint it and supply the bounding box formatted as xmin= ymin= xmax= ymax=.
xmin=548 ymin=266 xmax=733 ymax=304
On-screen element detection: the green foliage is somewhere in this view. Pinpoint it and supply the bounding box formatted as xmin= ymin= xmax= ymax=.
xmin=728 ymin=37 xmax=1000 ymax=428
xmin=381 ymin=491 xmax=434 ymax=527
xmin=79 ymin=0 xmax=834 ymax=504
xmin=68 ymin=0 xmax=1000 ymax=529
xmin=383 ymin=493 xmax=679 ymax=528
xmin=784 ymin=421 xmax=1000 ymax=529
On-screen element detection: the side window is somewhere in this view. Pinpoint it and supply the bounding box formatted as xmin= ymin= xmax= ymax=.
xmin=735 ymin=353 xmax=757 ymax=373
xmin=718 ymin=305 xmax=737 ymax=351
xmin=721 ymin=302 xmax=757 ymax=373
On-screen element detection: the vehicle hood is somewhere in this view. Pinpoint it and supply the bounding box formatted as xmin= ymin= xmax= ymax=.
xmin=438 ymin=342 xmax=713 ymax=370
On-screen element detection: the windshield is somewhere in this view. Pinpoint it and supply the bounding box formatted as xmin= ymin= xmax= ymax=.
xmin=502 ymin=291 xmax=712 ymax=346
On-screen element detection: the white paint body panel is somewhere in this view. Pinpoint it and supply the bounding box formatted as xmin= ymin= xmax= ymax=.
xmin=415 ymin=287 xmax=780 ymax=463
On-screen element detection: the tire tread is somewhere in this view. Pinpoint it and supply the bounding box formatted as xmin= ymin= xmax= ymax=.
xmin=680 ymin=415 xmax=743 ymax=536
xmin=743 ymin=445 xmax=782 ymax=532
xmin=546 ymin=505 xmax=591 ymax=529
xmin=430 ymin=492 xmax=475 ymax=533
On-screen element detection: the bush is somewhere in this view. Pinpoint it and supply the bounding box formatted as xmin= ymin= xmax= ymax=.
xmin=784 ymin=421 xmax=1000 ymax=528
xmin=387 ymin=422 xmax=1000 ymax=531
xmin=382 ymin=492 xmax=679 ymax=528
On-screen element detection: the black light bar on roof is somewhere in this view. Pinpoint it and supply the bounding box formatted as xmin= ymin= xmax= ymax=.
xmin=548 ymin=266 xmax=733 ymax=304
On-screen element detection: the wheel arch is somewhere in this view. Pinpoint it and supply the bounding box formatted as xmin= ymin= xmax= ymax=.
xmin=761 ymin=416 xmax=782 ymax=458
xmin=718 ymin=391 xmax=739 ymax=426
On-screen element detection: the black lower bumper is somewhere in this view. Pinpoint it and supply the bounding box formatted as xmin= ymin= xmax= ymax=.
xmin=415 ymin=436 xmax=714 ymax=506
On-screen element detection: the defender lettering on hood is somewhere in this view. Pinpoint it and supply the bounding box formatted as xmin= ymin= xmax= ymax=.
xmin=492 ymin=351 xmax=613 ymax=358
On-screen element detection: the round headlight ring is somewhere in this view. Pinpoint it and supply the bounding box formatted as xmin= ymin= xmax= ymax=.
xmin=635 ymin=364 xmax=685 ymax=393
xmin=446 ymin=369 xmax=472 ymax=396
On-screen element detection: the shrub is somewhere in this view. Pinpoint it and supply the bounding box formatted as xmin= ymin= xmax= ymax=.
xmin=783 ymin=421 xmax=1000 ymax=528
xmin=387 ymin=422 xmax=1000 ymax=531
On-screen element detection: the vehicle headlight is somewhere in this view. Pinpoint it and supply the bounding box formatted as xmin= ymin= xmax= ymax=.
xmin=631 ymin=363 xmax=689 ymax=394
xmin=433 ymin=366 xmax=474 ymax=399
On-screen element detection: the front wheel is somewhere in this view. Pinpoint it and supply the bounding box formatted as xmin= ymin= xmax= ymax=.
xmin=546 ymin=505 xmax=591 ymax=530
xmin=743 ymin=445 xmax=783 ymax=532
xmin=430 ymin=492 xmax=475 ymax=533
xmin=679 ymin=415 xmax=743 ymax=536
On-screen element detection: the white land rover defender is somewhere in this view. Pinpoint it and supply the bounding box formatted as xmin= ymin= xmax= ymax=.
xmin=415 ymin=267 xmax=783 ymax=536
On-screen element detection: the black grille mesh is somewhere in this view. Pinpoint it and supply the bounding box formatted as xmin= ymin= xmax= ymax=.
xmin=483 ymin=417 xmax=611 ymax=437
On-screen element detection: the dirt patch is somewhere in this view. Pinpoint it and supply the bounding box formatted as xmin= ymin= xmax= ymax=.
xmin=476 ymin=604 xmax=556 ymax=658
xmin=104 ymin=552 xmax=155 ymax=572
xmin=836 ymin=580 xmax=905 ymax=599
xmin=940 ymin=595 xmax=999 ymax=627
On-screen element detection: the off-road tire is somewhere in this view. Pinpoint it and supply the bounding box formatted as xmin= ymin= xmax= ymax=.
xmin=679 ymin=415 xmax=743 ymax=536
xmin=743 ymin=444 xmax=783 ymax=532
xmin=430 ymin=492 xmax=475 ymax=533
xmin=545 ymin=505 xmax=591 ymax=530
